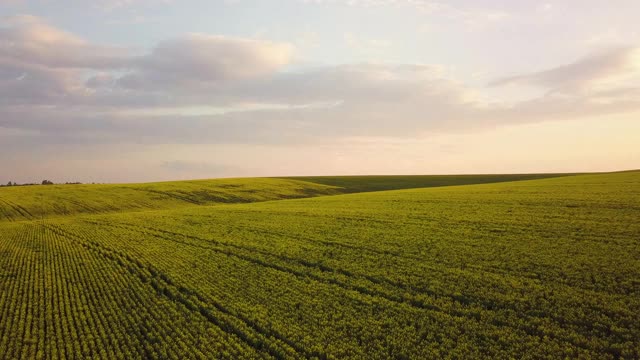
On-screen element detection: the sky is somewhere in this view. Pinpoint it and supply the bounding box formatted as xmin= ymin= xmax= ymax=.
xmin=0 ymin=0 xmax=639 ymax=183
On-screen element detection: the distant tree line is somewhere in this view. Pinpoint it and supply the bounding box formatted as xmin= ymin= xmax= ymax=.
xmin=1 ymin=180 xmax=83 ymax=187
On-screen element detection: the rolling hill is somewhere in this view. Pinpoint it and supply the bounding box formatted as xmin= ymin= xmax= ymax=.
xmin=0 ymin=173 xmax=565 ymax=221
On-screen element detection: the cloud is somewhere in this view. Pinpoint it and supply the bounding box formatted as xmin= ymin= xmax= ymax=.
xmin=0 ymin=62 xmax=484 ymax=145
xmin=117 ymin=34 xmax=293 ymax=91
xmin=0 ymin=15 xmax=128 ymax=69
xmin=228 ymin=63 xmax=457 ymax=104
xmin=0 ymin=16 xmax=294 ymax=107
xmin=0 ymin=15 xmax=130 ymax=105
xmin=4 ymin=62 xmax=639 ymax=148
xmin=490 ymin=47 xmax=640 ymax=93
xmin=1 ymin=15 xmax=640 ymax=151
xmin=0 ymin=61 xmax=75 ymax=105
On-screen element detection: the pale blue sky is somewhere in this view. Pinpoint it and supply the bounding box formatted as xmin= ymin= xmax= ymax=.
xmin=0 ymin=1 xmax=639 ymax=182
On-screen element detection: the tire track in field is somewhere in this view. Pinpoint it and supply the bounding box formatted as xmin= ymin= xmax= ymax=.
xmin=91 ymin=219 xmax=439 ymax=305
xmin=129 ymin=188 xmax=202 ymax=205
xmin=0 ymin=197 xmax=35 ymax=221
xmin=88 ymin=219 xmax=626 ymax=357
xmin=59 ymin=197 xmax=101 ymax=214
xmin=96 ymin=219 xmax=520 ymax=311
xmin=89 ymin=219 xmax=456 ymax=314
xmin=0 ymin=206 xmax=15 ymax=221
xmin=221 ymin=215 xmax=634 ymax=302
xmin=45 ymin=223 xmax=302 ymax=360
xmin=219 ymin=223 xmax=634 ymax=352
xmin=91 ymin=220 xmax=517 ymax=306
xmin=224 ymin=222 xmax=545 ymax=290
xmin=87 ymin=221 xmax=567 ymax=338
xmin=179 ymin=212 xmax=445 ymax=263
xmin=44 ymin=223 xmax=317 ymax=360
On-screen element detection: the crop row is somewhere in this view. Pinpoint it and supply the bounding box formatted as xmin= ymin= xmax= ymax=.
xmin=83 ymin=215 xmax=639 ymax=355
xmin=1 ymin=172 xmax=638 ymax=359
xmin=55 ymin=214 xmax=637 ymax=359
xmin=0 ymin=222 xmax=279 ymax=360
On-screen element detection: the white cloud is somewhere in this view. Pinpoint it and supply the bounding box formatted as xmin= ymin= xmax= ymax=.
xmin=117 ymin=33 xmax=293 ymax=90
xmin=490 ymin=47 xmax=640 ymax=94
xmin=0 ymin=16 xmax=294 ymax=106
xmin=0 ymin=15 xmax=128 ymax=69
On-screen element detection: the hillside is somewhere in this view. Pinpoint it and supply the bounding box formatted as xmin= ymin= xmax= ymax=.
xmin=282 ymin=173 xmax=572 ymax=193
xmin=0 ymin=178 xmax=341 ymax=222
xmin=0 ymin=171 xmax=638 ymax=359
xmin=0 ymin=173 xmax=565 ymax=221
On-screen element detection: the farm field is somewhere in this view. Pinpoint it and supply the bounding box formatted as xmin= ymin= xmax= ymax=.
xmin=0 ymin=178 xmax=341 ymax=222
xmin=0 ymin=173 xmax=563 ymax=221
xmin=0 ymin=171 xmax=639 ymax=359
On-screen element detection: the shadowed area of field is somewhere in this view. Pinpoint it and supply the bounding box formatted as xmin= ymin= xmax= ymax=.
xmin=281 ymin=173 xmax=573 ymax=193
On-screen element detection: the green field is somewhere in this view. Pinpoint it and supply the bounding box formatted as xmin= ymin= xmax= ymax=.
xmin=0 ymin=172 xmax=638 ymax=359
xmin=0 ymin=173 xmax=563 ymax=221
xmin=281 ymin=173 xmax=572 ymax=193
xmin=0 ymin=178 xmax=341 ymax=221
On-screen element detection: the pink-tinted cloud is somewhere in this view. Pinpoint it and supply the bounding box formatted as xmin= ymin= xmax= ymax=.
xmin=117 ymin=33 xmax=293 ymax=90
xmin=490 ymin=47 xmax=640 ymax=93
xmin=0 ymin=15 xmax=128 ymax=68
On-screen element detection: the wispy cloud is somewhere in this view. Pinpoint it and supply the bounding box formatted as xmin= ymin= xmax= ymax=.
xmin=0 ymin=15 xmax=129 ymax=69
xmin=490 ymin=47 xmax=640 ymax=93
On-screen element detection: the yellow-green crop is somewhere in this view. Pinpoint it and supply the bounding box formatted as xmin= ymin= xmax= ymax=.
xmin=0 ymin=171 xmax=638 ymax=359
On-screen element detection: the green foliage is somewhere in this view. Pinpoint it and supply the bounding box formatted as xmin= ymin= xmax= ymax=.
xmin=0 ymin=178 xmax=343 ymax=221
xmin=0 ymin=171 xmax=638 ymax=359
xmin=281 ymin=173 xmax=572 ymax=193
xmin=0 ymin=174 xmax=565 ymax=222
